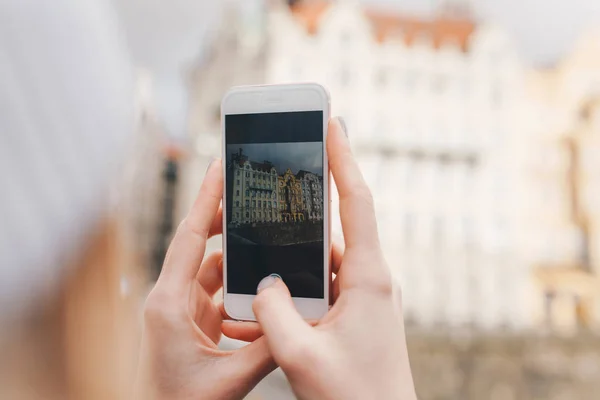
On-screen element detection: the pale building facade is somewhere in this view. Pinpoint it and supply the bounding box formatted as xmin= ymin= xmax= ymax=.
xmin=229 ymin=149 xmax=280 ymax=225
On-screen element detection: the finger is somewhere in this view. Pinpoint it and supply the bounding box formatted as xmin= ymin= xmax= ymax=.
xmin=327 ymin=118 xmax=379 ymax=251
xmin=208 ymin=206 xmax=223 ymax=238
xmin=197 ymin=250 xmax=223 ymax=297
xmin=221 ymin=337 xmax=276 ymax=399
xmin=218 ymin=302 xmax=230 ymax=320
xmin=332 ymin=274 xmax=340 ymax=304
xmin=159 ymin=159 xmax=223 ymax=288
xmin=221 ymin=321 xmax=264 ymax=342
xmin=329 ymin=242 xmax=343 ymax=305
xmin=191 ymin=283 xmax=222 ymax=345
xmin=252 ymin=277 xmax=313 ymax=359
xmin=331 ymin=240 xmax=344 ymax=274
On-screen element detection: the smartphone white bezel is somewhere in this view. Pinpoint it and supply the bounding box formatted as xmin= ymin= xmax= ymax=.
xmin=221 ymin=83 xmax=331 ymax=321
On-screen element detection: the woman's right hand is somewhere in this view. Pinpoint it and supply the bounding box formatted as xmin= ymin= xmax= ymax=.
xmin=247 ymin=118 xmax=417 ymax=400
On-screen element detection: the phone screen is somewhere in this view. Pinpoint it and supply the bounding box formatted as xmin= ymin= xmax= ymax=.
xmin=225 ymin=111 xmax=324 ymax=299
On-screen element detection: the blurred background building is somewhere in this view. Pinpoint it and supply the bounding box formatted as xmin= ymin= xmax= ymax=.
xmin=526 ymin=31 xmax=600 ymax=334
xmin=187 ymin=0 xmax=537 ymax=332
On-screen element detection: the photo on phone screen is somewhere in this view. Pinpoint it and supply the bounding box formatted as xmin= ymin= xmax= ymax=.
xmin=225 ymin=111 xmax=324 ymax=299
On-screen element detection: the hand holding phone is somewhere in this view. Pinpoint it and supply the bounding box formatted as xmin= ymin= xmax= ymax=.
xmin=222 ymin=83 xmax=331 ymax=320
xmin=244 ymin=119 xmax=418 ymax=400
xmin=135 ymin=160 xmax=275 ymax=400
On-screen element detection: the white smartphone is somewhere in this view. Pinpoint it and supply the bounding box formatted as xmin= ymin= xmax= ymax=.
xmin=221 ymin=83 xmax=331 ymax=321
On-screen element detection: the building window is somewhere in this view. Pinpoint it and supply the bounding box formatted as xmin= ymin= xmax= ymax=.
xmin=462 ymin=216 xmax=473 ymax=248
xmin=246 ymin=212 xmax=249 ymax=218
xmin=252 ymin=200 xmax=256 ymax=207
xmin=246 ymin=172 xmax=250 ymax=177
xmin=236 ymin=190 xmax=239 ymax=196
xmin=340 ymin=30 xmax=352 ymax=46
xmin=259 ymin=212 xmax=262 ymax=218
xmin=432 ymin=74 xmax=447 ymax=94
xmin=236 ymin=179 xmax=240 ymax=185
xmin=404 ymin=70 xmax=418 ymax=93
xmin=245 ymin=189 xmax=249 ymax=196
xmin=236 ymin=201 xmax=239 ymax=207
xmin=236 ymin=212 xmax=240 ymax=218
xmin=253 ymin=173 xmax=256 ymax=178
xmin=245 ymin=200 xmax=249 ymax=207
xmin=404 ymin=214 xmax=414 ymax=246
xmin=461 ymin=76 xmax=470 ymax=96
xmin=432 ymin=216 xmax=443 ymax=249
xmin=253 ymin=212 xmax=256 ymax=218
xmin=339 ymin=67 xmax=350 ymax=87
xmin=273 ymin=201 xmax=276 ymax=207
xmin=237 ymin=170 xmax=240 ymax=176
xmin=376 ymin=67 xmax=388 ymax=87
xmin=491 ymin=82 xmax=502 ymax=107
xmin=258 ymin=201 xmax=261 ymax=207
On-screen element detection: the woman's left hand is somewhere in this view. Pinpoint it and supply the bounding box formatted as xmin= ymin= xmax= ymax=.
xmin=134 ymin=159 xmax=274 ymax=400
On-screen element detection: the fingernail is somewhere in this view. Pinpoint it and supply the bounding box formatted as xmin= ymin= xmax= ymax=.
xmin=205 ymin=158 xmax=216 ymax=174
xmin=257 ymin=273 xmax=281 ymax=293
xmin=337 ymin=117 xmax=348 ymax=138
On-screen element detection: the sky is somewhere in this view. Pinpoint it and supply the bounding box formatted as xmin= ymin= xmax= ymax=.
xmin=228 ymin=143 xmax=323 ymax=176
xmin=113 ymin=0 xmax=600 ymax=137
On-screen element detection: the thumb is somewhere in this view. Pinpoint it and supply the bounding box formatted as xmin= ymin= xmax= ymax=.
xmin=222 ymin=337 xmax=277 ymax=398
xmin=252 ymin=276 xmax=313 ymax=358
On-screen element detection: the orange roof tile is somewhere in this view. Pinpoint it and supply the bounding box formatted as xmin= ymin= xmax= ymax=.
xmin=290 ymin=1 xmax=331 ymax=35
xmin=365 ymin=10 xmax=475 ymax=52
xmin=289 ymin=1 xmax=476 ymax=52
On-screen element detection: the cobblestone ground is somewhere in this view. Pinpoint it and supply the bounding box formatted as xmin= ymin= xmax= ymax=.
xmin=408 ymin=332 xmax=600 ymax=400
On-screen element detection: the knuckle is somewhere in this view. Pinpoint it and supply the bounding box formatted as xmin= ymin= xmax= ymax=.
xmin=143 ymin=289 xmax=180 ymax=326
xmin=356 ymin=186 xmax=375 ymax=207
xmin=363 ymin=259 xmax=395 ymax=298
xmin=391 ymin=274 xmax=404 ymax=307
xmin=277 ymin=339 xmax=319 ymax=374
xmin=370 ymin=278 xmax=394 ymax=298
xmin=180 ymin=217 xmax=209 ymax=239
